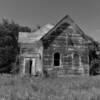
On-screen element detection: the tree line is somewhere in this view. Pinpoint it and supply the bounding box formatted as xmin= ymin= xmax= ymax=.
xmin=0 ymin=19 xmax=31 ymax=73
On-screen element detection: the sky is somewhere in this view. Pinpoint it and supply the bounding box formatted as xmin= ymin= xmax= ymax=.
xmin=0 ymin=0 xmax=100 ymax=41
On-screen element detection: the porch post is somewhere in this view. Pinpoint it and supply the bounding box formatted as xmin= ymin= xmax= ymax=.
xmin=31 ymin=58 xmax=36 ymax=75
xmin=22 ymin=58 xmax=26 ymax=75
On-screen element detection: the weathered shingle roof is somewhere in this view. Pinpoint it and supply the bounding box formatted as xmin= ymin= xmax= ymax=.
xmin=18 ymin=24 xmax=54 ymax=43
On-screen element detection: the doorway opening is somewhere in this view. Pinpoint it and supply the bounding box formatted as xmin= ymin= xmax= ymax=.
xmin=29 ymin=59 xmax=32 ymax=74
xmin=24 ymin=58 xmax=36 ymax=75
xmin=54 ymin=52 xmax=60 ymax=66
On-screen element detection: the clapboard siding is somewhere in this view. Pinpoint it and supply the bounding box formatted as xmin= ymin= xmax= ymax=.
xmin=43 ymin=26 xmax=90 ymax=75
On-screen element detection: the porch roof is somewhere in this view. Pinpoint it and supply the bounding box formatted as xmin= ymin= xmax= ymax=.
xmin=18 ymin=24 xmax=54 ymax=43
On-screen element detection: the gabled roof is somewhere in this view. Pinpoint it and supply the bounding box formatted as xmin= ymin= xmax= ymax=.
xmin=41 ymin=15 xmax=95 ymax=44
xmin=18 ymin=24 xmax=54 ymax=43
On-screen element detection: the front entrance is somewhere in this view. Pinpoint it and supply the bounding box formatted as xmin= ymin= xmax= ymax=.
xmin=23 ymin=58 xmax=36 ymax=75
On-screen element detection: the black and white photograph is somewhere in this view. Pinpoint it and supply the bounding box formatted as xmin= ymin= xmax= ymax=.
xmin=0 ymin=0 xmax=99 ymax=99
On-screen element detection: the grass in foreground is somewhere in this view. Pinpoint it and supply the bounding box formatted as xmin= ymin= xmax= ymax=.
xmin=0 ymin=74 xmax=100 ymax=100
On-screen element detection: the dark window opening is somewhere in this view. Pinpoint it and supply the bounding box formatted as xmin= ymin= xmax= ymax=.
xmin=29 ymin=59 xmax=32 ymax=74
xmin=54 ymin=52 xmax=60 ymax=66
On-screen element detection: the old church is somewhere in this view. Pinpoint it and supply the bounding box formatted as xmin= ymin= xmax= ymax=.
xmin=17 ymin=15 xmax=97 ymax=76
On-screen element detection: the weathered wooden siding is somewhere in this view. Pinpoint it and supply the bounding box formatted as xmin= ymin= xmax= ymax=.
xmin=43 ymin=27 xmax=89 ymax=76
xmin=18 ymin=41 xmax=43 ymax=76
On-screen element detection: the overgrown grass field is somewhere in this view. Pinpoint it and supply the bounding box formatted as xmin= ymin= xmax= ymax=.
xmin=0 ymin=74 xmax=100 ymax=100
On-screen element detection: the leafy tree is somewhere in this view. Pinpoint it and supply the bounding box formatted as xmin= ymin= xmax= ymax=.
xmin=0 ymin=19 xmax=31 ymax=73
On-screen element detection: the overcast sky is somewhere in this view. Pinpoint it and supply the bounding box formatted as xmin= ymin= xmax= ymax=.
xmin=0 ymin=0 xmax=100 ymax=41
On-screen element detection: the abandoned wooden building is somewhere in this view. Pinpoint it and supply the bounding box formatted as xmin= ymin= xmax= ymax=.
xmin=17 ymin=15 xmax=99 ymax=76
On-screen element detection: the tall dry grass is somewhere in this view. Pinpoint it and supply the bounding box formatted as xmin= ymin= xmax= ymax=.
xmin=0 ymin=75 xmax=100 ymax=99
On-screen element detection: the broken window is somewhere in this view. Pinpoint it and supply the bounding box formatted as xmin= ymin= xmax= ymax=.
xmin=54 ymin=52 xmax=60 ymax=66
